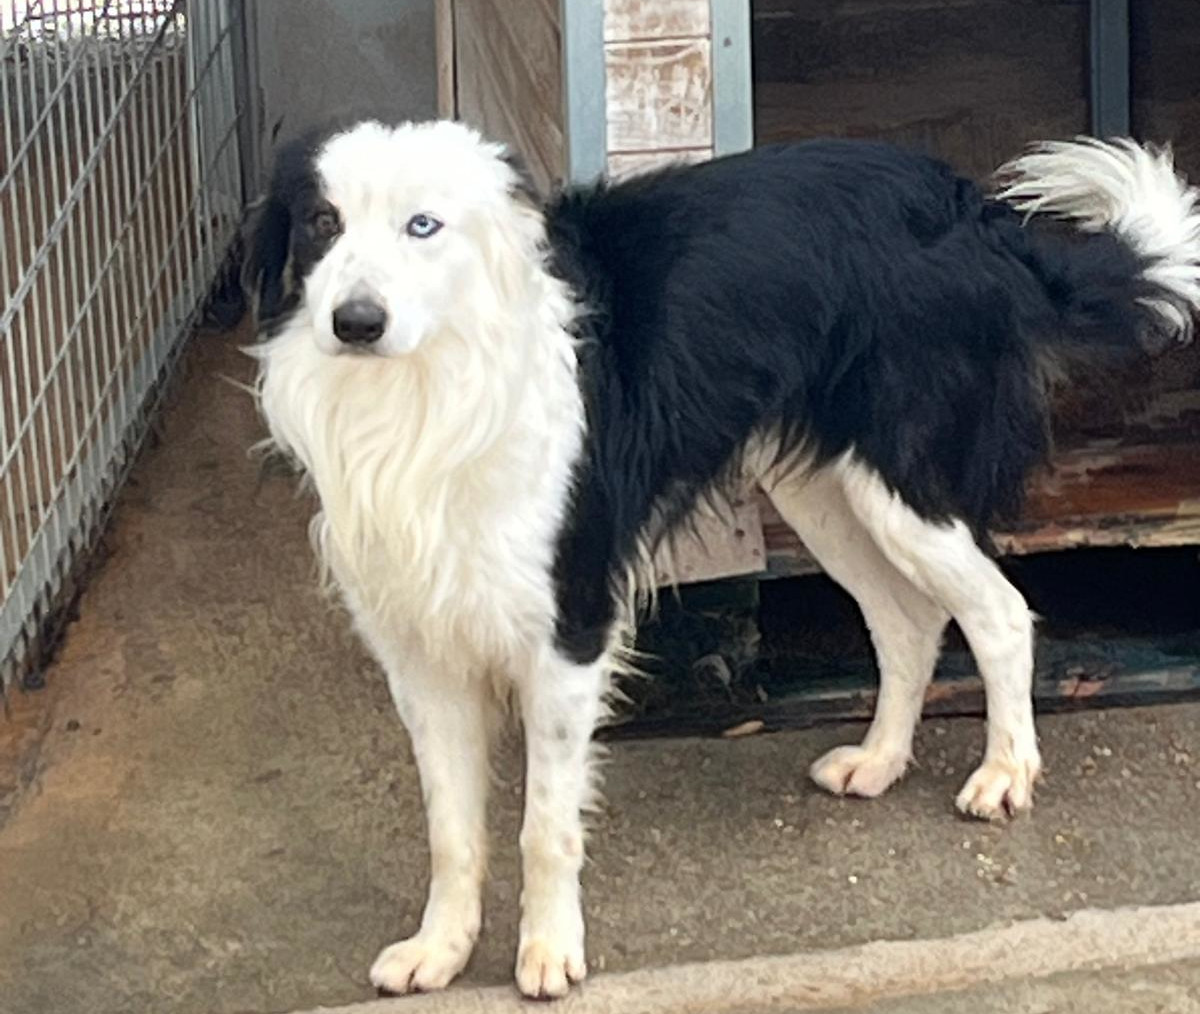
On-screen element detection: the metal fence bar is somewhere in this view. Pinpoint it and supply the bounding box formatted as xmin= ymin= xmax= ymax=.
xmin=0 ymin=11 xmax=178 ymax=343
xmin=712 ymin=0 xmax=754 ymax=157
xmin=0 ymin=0 xmax=244 ymax=692
xmin=0 ymin=20 xmax=234 ymax=478
xmin=560 ymin=0 xmax=606 ymax=185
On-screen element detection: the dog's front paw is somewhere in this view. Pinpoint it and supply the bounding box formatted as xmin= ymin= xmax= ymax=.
xmin=515 ymin=935 xmax=587 ymax=999
xmin=955 ymin=752 xmax=1042 ymax=820
xmin=809 ymin=743 xmax=909 ymax=798
xmin=369 ymin=932 xmax=474 ymax=994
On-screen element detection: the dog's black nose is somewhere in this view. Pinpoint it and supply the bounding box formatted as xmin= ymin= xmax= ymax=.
xmin=332 ymin=299 xmax=387 ymax=344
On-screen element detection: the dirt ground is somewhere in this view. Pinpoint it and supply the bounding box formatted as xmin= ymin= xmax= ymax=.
xmin=1 ymin=328 xmax=1199 ymax=1014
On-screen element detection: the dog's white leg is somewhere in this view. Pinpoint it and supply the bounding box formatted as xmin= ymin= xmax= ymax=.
xmin=513 ymin=646 xmax=607 ymax=999
xmin=366 ymin=632 xmax=495 ymax=994
xmin=767 ymin=468 xmax=948 ymax=798
xmin=839 ymin=459 xmax=1041 ymax=819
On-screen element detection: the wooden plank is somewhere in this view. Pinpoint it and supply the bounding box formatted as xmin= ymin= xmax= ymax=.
xmin=435 ymin=0 xmax=456 ymax=119
xmin=655 ymin=496 xmax=766 ymax=586
xmin=606 ymin=39 xmax=713 ymax=152
xmin=452 ymin=0 xmax=565 ymax=188
xmin=1131 ymin=0 xmax=1200 ymax=179
xmin=762 ymin=438 xmax=1200 ymax=578
xmin=604 ymin=0 xmax=710 ymax=42
xmin=607 ymin=147 xmax=711 ymax=178
xmin=999 ymin=440 xmax=1200 ymax=554
xmin=752 ymin=0 xmax=1090 ymax=180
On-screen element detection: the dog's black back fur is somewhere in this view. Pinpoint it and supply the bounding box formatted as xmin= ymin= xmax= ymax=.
xmin=547 ymin=140 xmax=1153 ymax=663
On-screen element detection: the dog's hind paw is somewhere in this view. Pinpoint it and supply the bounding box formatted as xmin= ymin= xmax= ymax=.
xmin=955 ymin=753 xmax=1041 ymax=820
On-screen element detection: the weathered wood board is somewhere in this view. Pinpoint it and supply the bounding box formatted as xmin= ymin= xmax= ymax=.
xmin=604 ymin=0 xmax=714 ymax=174
xmin=606 ymin=38 xmax=714 ymax=153
xmin=763 ymin=437 xmax=1200 ymax=578
xmin=451 ymin=0 xmax=565 ymax=191
xmin=655 ymin=496 xmax=767 ymax=586
xmin=605 ymin=0 xmax=711 ymax=43
xmin=752 ymin=0 xmax=1090 ymax=180
xmin=1131 ymin=0 xmax=1200 ymax=179
xmin=435 ymin=0 xmax=456 ymax=119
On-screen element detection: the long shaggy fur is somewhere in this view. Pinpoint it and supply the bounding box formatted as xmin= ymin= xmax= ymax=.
xmin=543 ymin=138 xmax=1197 ymax=659
xmin=244 ymin=120 xmax=1199 ymax=998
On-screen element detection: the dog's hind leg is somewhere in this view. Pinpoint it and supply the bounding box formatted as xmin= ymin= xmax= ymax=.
xmin=513 ymin=646 xmax=609 ymax=999
xmin=365 ymin=631 xmax=496 ymax=995
xmin=837 ymin=458 xmax=1042 ymax=819
xmin=766 ymin=466 xmax=949 ymax=798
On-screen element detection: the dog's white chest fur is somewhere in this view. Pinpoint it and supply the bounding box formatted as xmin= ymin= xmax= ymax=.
xmin=255 ymin=316 xmax=583 ymax=671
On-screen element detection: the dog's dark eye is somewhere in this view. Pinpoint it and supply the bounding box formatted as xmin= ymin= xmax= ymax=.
xmin=312 ymin=209 xmax=340 ymax=239
xmin=406 ymin=213 xmax=443 ymax=239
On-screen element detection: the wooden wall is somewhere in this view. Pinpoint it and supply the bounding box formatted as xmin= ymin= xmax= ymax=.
xmin=441 ymin=0 xmax=1200 ymax=574
xmin=752 ymin=0 xmax=1200 ymax=571
xmin=752 ymin=0 xmax=1090 ymax=180
xmin=450 ymin=0 xmax=565 ymax=191
xmin=1132 ymin=0 xmax=1200 ymax=179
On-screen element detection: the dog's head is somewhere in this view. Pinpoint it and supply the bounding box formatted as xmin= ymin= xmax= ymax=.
xmin=244 ymin=120 xmax=541 ymax=357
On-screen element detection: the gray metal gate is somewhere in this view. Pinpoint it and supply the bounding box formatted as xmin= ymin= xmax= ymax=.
xmin=0 ymin=0 xmax=244 ymax=693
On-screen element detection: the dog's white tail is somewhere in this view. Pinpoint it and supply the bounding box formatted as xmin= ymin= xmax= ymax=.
xmin=997 ymin=138 xmax=1200 ymax=344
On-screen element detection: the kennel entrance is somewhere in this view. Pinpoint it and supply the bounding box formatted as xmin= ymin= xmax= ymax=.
xmin=440 ymin=0 xmax=1200 ymax=727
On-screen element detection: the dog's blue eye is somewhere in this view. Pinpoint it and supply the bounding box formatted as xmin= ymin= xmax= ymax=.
xmin=406 ymin=213 xmax=443 ymax=239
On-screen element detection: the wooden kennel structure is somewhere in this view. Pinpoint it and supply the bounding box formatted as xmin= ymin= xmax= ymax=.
xmin=438 ymin=0 xmax=1200 ymax=588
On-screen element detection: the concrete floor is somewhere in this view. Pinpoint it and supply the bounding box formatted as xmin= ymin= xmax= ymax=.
xmin=1 ymin=328 xmax=1199 ymax=1014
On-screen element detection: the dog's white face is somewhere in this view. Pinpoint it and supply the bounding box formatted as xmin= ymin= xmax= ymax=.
xmin=249 ymin=120 xmax=538 ymax=358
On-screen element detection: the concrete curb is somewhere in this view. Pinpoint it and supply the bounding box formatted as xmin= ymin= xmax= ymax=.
xmin=286 ymin=900 xmax=1200 ymax=1014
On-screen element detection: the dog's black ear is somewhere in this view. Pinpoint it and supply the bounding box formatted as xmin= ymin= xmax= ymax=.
xmin=242 ymin=192 xmax=293 ymax=330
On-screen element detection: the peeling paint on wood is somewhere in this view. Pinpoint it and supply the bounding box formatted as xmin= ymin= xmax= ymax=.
xmin=606 ymin=39 xmax=713 ymax=152
xmin=762 ymin=439 xmax=1200 ymax=578
xmin=605 ymin=0 xmax=711 ymax=43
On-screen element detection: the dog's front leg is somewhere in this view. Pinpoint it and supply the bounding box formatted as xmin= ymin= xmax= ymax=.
xmin=514 ymin=646 xmax=608 ymax=998
xmin=368 ymin=636 xmax=495 ymax=994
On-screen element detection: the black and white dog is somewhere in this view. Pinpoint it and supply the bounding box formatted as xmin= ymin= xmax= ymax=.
xmin=245 ymin=121 xmax=1199 ymax=997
